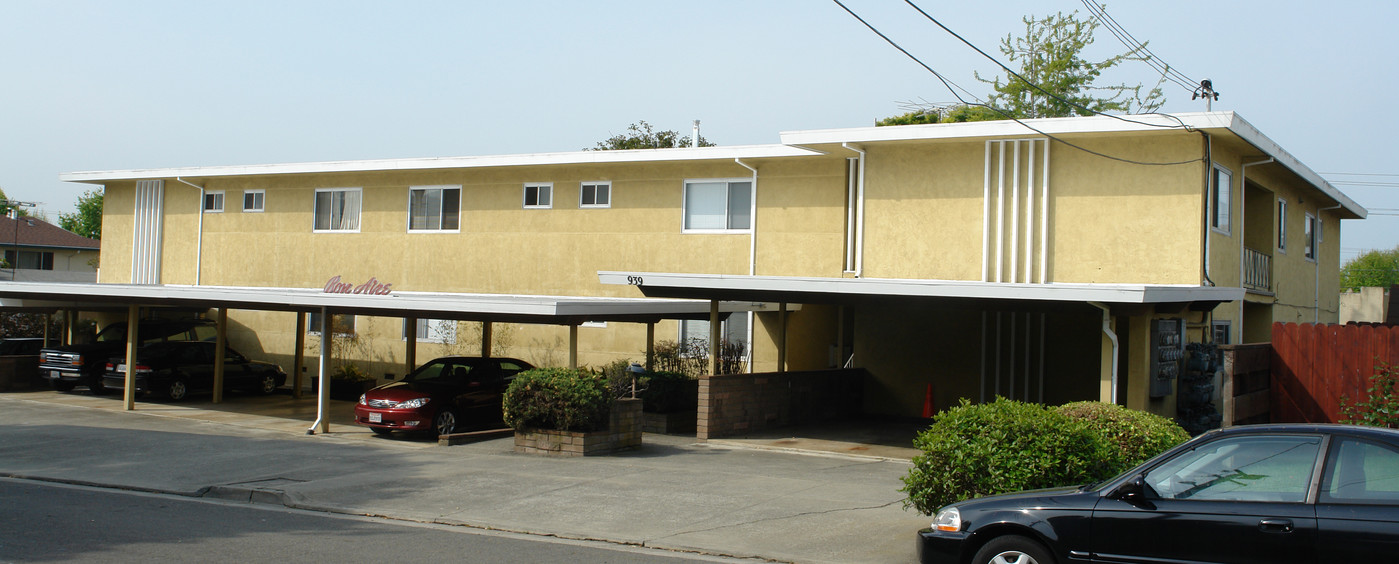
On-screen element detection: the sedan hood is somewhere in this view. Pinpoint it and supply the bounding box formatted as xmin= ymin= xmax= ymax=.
xmin=364 ymin=381 xmax=430 ymax=401
xmin=956 ymin=485 xmax=1092 ymax=511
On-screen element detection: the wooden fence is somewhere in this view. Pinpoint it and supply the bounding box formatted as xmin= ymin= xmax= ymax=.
xmin=1270 ymin=322 xmax=1399 ymax=423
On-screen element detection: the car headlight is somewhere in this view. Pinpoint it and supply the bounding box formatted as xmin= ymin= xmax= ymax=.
xmin=358 ymin=394 xmax=367 ymax=405
xmin=397 ymin=397 xmax=429 ymax=409
xmin=932 ymin=506 xmax=961 ymax=532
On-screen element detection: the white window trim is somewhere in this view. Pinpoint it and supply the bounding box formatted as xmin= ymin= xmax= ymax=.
xmin=1304 ymin=212 xmax=1318 ymax=262
xmin=308 ymin=313 xmax=357 ymax=337
xmin=406 ymin=185 xmax=462 ymax=233
xmin=523 ymin=183 xmax=553 ymax=209
xmin=1210 ymin=165 xmax=1232 ymax=236
xmin=1276 ymin=198 xmax=1287 ymax=253
xmin=203 ymin=190 xmax=225 ymax=213
xmin=682 ymin=177 xmax=754 ymax=234
xmin=242 ymin=190 xmax=265 ymax=213
xmin=580 ymin=181 xmax=611 ymax=209
xmin=313 ymin=187 xmax=362 ymax=233
xmin=402 ymin=318 xmax=458 ymax=344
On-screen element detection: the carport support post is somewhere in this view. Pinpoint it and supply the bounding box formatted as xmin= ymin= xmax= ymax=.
xmin=778 ymin=302 xmax=788 ymax=373
xmin=64 ymin=310 xmax=75 ymax=345
xmin=481 ymin=322 xmax=493 ymax=358
xmin=123 ymin=305 xmax=139 ymax=411
xmin=293 ymin=312 xmax=305 ymax=400
xmin=709 ymin=300 xmax=720 ymax=376
xmin=404 ymin=316 xmax=417 ymax=375
xmin=213 ymin=308 xmax=227 ymax=404
xmin=645 ymin=322 xmax=655 ymax=371
xmin=568 ymin=324 xmax=578 ymax=369
xmin=315 ymin=307 xmax=330 ymax=434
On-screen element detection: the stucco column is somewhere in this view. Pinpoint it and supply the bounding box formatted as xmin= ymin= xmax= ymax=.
xmin=123 ymin=305 xmax=139 ymax=411
xmin=1099 ymin=317 xmax=1117 ymax=404
xmin=1125 ymin=316 xmax=1152 ymax=412
xmin=568 ymin=324 xmax=578 ymax=369
xmin=212 ymin=308 xmax=227 ymax=404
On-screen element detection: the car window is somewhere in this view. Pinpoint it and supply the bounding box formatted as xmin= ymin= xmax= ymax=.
xmin=1320 ymin=438 xmax=1399 ymax=505
xmin=1145 ymin=435 xmax=1321 ymax=503
xmin=449 ymin=364 xmax=475 ymax=384
xmin=404 ymin=360 xmax=451 ymax=383
xmin=224 ymin=348 xmax=246 ymax=363
xmin=95 ymin=325 xmax=127 ymax=343
xmin=498 ymin=360 xmax=527 ymax=376
xmin=191 ymin=325 xmax=218 ymax=342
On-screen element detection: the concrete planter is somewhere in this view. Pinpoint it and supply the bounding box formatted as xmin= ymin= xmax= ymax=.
xmin=514 ymin=398 xmax=642 ymax=456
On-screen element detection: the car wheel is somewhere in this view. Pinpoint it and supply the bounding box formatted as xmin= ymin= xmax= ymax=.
xmin=52 ymin=380 xmax=75 ymax=392
xmin=87 ymin=373 xmax=109 ymax=396
xmin=166 ymin=378 xmax=189 ymax=401
xmin=370 ymin=427 xmax=393 ymax=436
xmin=432 ymin=410 xmax=457 ymax=436
xmin=973 ymin=535 xmax=1056 ymax=564
xmin=256 ymin=374 xmax=278 ymax=395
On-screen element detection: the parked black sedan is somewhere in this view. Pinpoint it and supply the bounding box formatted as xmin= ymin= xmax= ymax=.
xmin=102 ymin=341 xmax=286 ymax=401
xmin=354 ymin=356 xmax=533 ymax=436
xmin=917 ymin=423 xmax=1399 ymax=564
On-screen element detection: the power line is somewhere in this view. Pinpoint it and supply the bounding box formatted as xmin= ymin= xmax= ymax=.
xmin=830 ymin=0 xmax=1201 ymax=167
xmin=1079 ymin=1 xmax=1199 ymax=92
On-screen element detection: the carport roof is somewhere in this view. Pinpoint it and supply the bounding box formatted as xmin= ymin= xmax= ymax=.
xmin=598 ymin=271 xmax=1245 ymax=310
xmin=0 ymin=281 xmax=777 ymax=324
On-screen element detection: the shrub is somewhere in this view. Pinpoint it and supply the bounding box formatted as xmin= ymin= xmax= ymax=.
xmin=901 ymin=398 xmax=1113 ymax=515
xmin=503 ymin=368 xmax=612 ymax=432
xmin=638 ymin=370 xmax=697 ymax=413
xmin=1341 ymin=362 xmax=1399 ymax=428
xmin=1055 ymin=401 xmax=1189 ymax=469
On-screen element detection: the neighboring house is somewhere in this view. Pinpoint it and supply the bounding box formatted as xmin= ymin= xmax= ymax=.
xmin=0 ymin=215 xmax=100 ymax=283
xmin=1340 ymin=286 xmax=1393 ymax=324
xmin=58 ymin=111 xmax=1364 ymax=419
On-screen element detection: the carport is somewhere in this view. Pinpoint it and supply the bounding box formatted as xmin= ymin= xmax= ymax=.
xmin=0 ymin=280 xmax=780 ymax=434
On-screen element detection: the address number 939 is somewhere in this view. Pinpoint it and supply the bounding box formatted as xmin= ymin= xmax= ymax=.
xmin=626 ymin=276 xmax=644 ymax=285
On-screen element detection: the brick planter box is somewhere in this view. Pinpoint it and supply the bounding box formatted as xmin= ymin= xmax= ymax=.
xmin=514 ymin=398 xmax=642 ymax=456
xmin=643 ymin=410 xmax=696 ymax=435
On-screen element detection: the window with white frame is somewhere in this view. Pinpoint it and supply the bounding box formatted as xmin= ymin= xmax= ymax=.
xmin=1305 ymin=212 xmax=1318 ymax=261
xmin=1212 ymin=320 xmax=1231 ymax=345
xmin=523 ymin=183 xmax=552 ymax=209
xmin=308 ymin=312 xmax=356 ymax=336
xmin=203 ymin=191 xmax=225 ymax=213
xmin=679 ymin=313 xmax=749 ymax=354
xmin=243 ymin=190 xmax=265 ymax=212
xmin=1277 ymin=199 xmax=1287 ymax=252
xmin=580 ymin=181 xmax=611 ymax=208
xmin=1210 ymin=166 xmax=1231 ymax=234
xmin=314 ymin=188 xmax=361 ymax=231
xmin=683 ymin=179 xmax=751 ymax=231
xmin=403 ymin=318 xmax=457 ymax=344
xmin=408 ymin=186 xmax=461 ymax=231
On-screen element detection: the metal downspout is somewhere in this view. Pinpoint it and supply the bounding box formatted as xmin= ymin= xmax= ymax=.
xmin=736 ymin=158 xmax=758 ymax=372
xmin=841 ymin=143 xmax=867 ymax=277
xmin=1089 ymin=302 xmax=1120 ymax=404
xmin=1239 ymin=158 xmax=1274 ymax=343
xmin=1315 ymin=203 xmax=1343 ymax=322
xmin=307 ymin=307 xmax=330 ymax=434
xmin=1199 ymin=133 xmax=1215 ymax=286
xmin=174 ymin=177 xmax=205 ymax=285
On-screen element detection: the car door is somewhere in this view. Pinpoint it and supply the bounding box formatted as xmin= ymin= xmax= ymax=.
xmin=220 ymin=347 xmax=251 ymax=390
xmin=1091 ymin=433 xmax=1322 ymax=564
xmin=177 ymin=342 xmax=216 ymax=393
xmin=1314 ymin=436 xmax=1399 ymax=560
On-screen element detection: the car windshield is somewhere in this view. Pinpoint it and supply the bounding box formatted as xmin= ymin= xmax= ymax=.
xmin=402 ymin=360 xmax=470 ymax=384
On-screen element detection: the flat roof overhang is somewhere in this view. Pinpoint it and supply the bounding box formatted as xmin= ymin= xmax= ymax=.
xmin=598 ymin=271 xmax=1245 ymax=312
xmin=0 ymin=281 xmax=780 ymax=324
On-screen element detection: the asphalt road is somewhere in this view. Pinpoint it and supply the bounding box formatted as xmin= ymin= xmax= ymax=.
xmin=0 ymin=479 xmax=738 ymax=563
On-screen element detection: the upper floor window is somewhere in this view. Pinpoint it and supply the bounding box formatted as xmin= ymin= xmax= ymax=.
xmin=1210 ymin=166 xmax=1231 ymax=234
xmin=314 ymin=188 xmax=361 ymax=232
xmin=684 ymin=179 xmax=751 ymax=232
xmin=1305 ymin=213 xmax=1318 ymax=261
xmin=523 ymin=183 xmax=552 ymax=209
xmin=1276 ymin=199 xmax=1287 ymax=252
xmin=243 ymin=190 xmax=265 ymax=213
xmin=408 ymin=186 xmax=461 ymax=231
xmin=580 ymin=182 xmax=611 ymax=208
xmin=203 ymin=191 xmax=224 ymax=213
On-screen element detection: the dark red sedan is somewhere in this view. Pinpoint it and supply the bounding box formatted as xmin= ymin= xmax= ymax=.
xmin=354 ymin=356 xmax=532 ymax=437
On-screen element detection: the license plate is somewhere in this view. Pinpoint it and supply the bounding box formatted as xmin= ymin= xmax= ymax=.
xmin=369 ymin=412 xmax=382 ymax=423
xmin=49 ymin=370 xmax=63 ymax=380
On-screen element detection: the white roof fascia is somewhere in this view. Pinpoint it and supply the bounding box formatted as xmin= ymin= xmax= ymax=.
xmin=0 ymin=282 xmax=778 ymax=320
xmin=59 ymin=145 xmax=822 ymax=184
xmin=781 ymin=112 xmax=1365 ymax=219
xmin=598 ymin=271 xmax=1245 ymax=305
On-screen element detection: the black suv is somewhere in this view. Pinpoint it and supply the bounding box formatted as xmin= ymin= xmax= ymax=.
xmin=38 ymin=318 xmax=217 ymax=394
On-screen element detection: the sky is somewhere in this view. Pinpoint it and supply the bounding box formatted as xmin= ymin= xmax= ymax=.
xmin=2 ymin=0 xmax=1396 ymax=262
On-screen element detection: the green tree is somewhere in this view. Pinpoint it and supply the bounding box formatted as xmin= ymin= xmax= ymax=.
xmin=58 ymin=189 xmax=103 ymax=240
xmin=877 ymin=8 xmax=1164 ymax=125
xmin=0 ymin=187 xmax=31 ymax=218
xmin=588 ymin=121 xmax=714 ymax=150
xmin=1341 ymin=245 xmax=1399 ymax=291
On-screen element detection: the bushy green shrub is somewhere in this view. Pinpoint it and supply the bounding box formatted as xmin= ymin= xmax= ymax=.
xmin=638 ymin=370 xmax=698 ymax=413
xmin=503 ymin=368 xmax=612 ymax=432
xmin=1055 ymin=401 xmax=1190 ymax=469
xmin=1340 ymin=362 xmax=1399 ymax=428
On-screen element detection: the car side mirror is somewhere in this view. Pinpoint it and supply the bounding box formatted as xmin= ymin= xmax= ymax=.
xmin=1110 ymin=475 xmax=1155 ymax=509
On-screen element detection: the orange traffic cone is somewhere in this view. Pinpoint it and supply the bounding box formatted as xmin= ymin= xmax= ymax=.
xmin=921 ymin=384 xmax=935 ymax=418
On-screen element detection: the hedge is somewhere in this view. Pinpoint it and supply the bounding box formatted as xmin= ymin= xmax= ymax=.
xmin=503 ymin=368 xmax=612 ymax=432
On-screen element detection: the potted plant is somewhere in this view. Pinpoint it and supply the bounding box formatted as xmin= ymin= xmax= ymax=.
xmin=328 ymin=362 xmax=376 ymax=401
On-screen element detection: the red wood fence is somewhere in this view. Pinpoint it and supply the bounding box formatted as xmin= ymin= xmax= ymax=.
xmin=1270 ymin=322 xmax=1399 ymax=423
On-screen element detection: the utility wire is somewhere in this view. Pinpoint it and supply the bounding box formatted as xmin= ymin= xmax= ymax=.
xmin=831 ymin=0 xmax=1201 ymax=166
xmin=901 ymin=0 xmax=1189 ymax=130
xmin=1079 ymin=0 xmax=1199 ymax=92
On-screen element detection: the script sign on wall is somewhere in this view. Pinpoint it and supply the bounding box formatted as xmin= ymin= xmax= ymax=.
xmin=323 ymin=275 xmax=393 ymax=295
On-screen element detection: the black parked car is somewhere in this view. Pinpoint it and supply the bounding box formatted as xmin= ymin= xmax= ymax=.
xmin=40 ymin=318 xmax=217 ymax=394
xmin=101 ymin=341 xmax=286 ymax=401
xmin=353 ymin=356 xmax=533 ymax=436
xmin=917 ymin=423 xmax=1399 ymax=564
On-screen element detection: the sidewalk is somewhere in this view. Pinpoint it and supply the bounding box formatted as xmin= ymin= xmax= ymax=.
xmin=0 ymin=391 xmax=927 ymax=563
